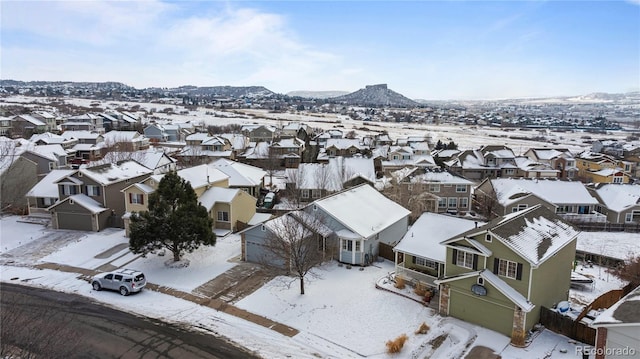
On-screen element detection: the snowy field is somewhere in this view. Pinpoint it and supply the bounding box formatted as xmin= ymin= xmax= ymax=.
xmin=1 ymin=216 xmax=632 ymax=358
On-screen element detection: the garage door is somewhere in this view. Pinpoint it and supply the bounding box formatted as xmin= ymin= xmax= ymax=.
xmin=449 ymin=288 xmax=515 ymax=336
xmin=56 ymin=212 xmax=93 ymax=231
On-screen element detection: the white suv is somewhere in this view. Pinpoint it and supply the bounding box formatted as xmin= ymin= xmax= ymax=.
xmin=91 ymin=269 xmax=146 ymax=296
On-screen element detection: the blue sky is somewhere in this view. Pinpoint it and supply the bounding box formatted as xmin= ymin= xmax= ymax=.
xmin=1 ymin=0 xmax=638 ymax=100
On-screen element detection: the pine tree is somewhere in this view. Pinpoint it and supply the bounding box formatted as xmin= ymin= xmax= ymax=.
xmin=129 ymin=171 xmax=215 ymax=262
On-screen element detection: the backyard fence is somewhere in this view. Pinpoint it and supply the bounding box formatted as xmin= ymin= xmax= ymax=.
xmin=539 ymin=306 xmax=596 ymax=345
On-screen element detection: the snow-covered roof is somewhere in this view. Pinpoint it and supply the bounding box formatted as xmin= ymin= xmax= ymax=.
xmin=325 ymin=138 xmax=364 ymax=150
xmin=30 ymin=132 xmax=68 ymax=145
xmin=593 ymin=184 xmax=640 ymax=212
xmin=61 ymin=130 xmax=101 ymax=140
xmin=408 ymin=170 xmax=474 ymax=185
xmin=14 ymin=114 xmax=46 ymax=126
xmin=80 ymin=160 xmax=152 ymax=186
xmin=482 ymin=206 xmax=578 ymax=267
xmin=27 ymin=169 xmax=76 ymax=198
xmin=24 ymin=144 xmax=67 ymax=162
xmin=480 ymin=270 xmax=535 ymax=312
xmin=152 ymin=164 xmax=228 ymax=189
xmin=53 ymin=194 xmax=108 ymax=214
xmin=199 ymin=187 xmax=240 ymax=210
xmin=577 ymin=231 xmax=640 ymax=261
xmin=591 ymin=285 xmax=640 ymax=327
xmin=491 ymin=178 xmax=598 ymax=206
xmin=209 ymin=158 xmax=267 ymax=187
xmin=394 ymin=213 xmax=484 ymax=262
xmin=102 ymin=130 xmax=141 ymax=142
xmin=313 ymin=184 xmax=410 ymax=239
xmin=136 ymin=150 xmax=175 ymax=171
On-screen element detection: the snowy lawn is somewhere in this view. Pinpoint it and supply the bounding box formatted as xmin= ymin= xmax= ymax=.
xmin=0 ymin=216 xmax=49 ymax=253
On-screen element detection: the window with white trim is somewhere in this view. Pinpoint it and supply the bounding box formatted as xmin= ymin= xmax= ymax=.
xmin=130 ymin=193 xmax=144 ymax=204
xmin=613 ymin=176 xmax=623 ymax=184
xmin=311 ymin=189 xmax=321 ymax=199
xmin=456 ymin=251 xmax=474 ymax=269
xmin=302 ymin=189 xmax=310 ymax=199
xmin=438 ymin=198 xmax=447 ymax=208
xmin=455 ymin=185 xmax=467 ymax=193
xmin=460 ymin=197 xmax=468 ymax=208
xmin=342 ymin=240 xmax=353 ymax=251
xmin=61 ymin=185 xmax=78 ymax=196
xmin=415 ymin=256 xmax=438 ymax=270
xmin=429 ymin=184 xmax=440 ymax=192
xmin=498 ymin=259 xmax=518 ymax=279
xmin=217 ymin=211 xmax=229 ymax=222
xmin=448 ymin=197 xmax=458 ymax=208
xmin=86 ymin=185 xmax=101 ymax=196
xmin=355 ymin=241 xmax=361 ymax=252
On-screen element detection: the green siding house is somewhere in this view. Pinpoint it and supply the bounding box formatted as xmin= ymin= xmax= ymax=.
xmin=435 ymin=205 xmax=578 ymax=346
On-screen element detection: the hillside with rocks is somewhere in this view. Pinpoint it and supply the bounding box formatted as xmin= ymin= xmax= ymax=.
xmin=330 ymin=84 xmax=419 ymax=107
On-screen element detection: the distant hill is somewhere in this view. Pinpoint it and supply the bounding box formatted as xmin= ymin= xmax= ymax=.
xmin=330 ymin=84 xmax=419 ymax=107
xmin=0 ymin=80 xmax=134 ymax=90
xmin=151 ymin=85 xmax=274 ymax=98
xmin=287 ymin=90 xmax=350 ymax=99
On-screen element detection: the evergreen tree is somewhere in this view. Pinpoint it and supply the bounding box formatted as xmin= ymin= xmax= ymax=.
xmin=446 ymin=141 xmax=458 ymax=150
xmin=129 ymin=171 xmax=215 ymax=262
xmin=435 ymin=140 xmax=444 ymax=150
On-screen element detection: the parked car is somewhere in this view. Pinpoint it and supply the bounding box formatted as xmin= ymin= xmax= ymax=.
xmin=263 ymin=192 xmax=276 ymax=209
xmin=91 ymin=269 xmax=146 ymax=296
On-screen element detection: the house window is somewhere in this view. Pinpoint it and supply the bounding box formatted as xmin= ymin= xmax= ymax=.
xmin=613 ymin=176 xmax=623 ymax=184
xmin=62 ymin=185 xmax=78 ymax=196
xmin=455 ymin=185 xmax=467 ymax=193
xmin=456 ymin=251 xmax=474 ymax=269
xmin=556 ymin=205 xmax=573 ymax=214
xmin=261 ymin=225 xmax=266 ymax=232
xmin=414 ymin=256 xmax=438 ymax=270
xmin=504 ymin=169 xmax=515 ymax=175
xmin=311 ymin=189 xmax=321 ymax=199
xmin=429 ymin=184 xmax=440 ymax=192
xmin=43 ymin=197 xmax=55 ymax=206
xmin=485 ymin=234 xmax=492 ymax=242
xmin=498 ymin=259 xmax=518 ymax=279
xmin=460 ymin=197 xmax=468 ymax=208
xmin=86 ymin=185 xmax=101 ymax=197
xmin=477 ymin=277 xmax=484 ymax=285
xmin=355 ymin=241 xmax=361 ymax=252
xmin=217 ymin=211 xmax=229 ymax=222
xmin=130 ymin=193 xmax=144 ymax=205
xmin=438 ymin=198 xmax=447 ymax=209
xmin=49 ymin=162 xmax=55 ymax=170
xmin=448 ymin=197 xmax=458 ymax=208
xmin=302 ymin=189 xmax=310 ymax=199
xmin=342 ymin=240 xmax=353 ymax=251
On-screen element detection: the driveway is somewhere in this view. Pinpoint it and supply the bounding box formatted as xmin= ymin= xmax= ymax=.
xmin=193 ymin=262 xmax=279 ymax=304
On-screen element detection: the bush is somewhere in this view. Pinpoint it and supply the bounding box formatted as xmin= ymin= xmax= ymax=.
xmin=386 ymin=333 xmax=409 ymax=353
xmin=394 ymin=276 xmax=405 ymax=289
xmin=415 ymin=322 xmax=430 ymax=335
xmin=414 ymin=282 xmax=427 ymax=296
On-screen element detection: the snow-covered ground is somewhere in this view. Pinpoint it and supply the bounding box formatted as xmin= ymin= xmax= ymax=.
xmin=1 ymin=216 xmax=630 ymax=358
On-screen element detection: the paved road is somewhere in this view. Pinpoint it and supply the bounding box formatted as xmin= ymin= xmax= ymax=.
xmin=0 ymin=283 xmax=260 ymax=359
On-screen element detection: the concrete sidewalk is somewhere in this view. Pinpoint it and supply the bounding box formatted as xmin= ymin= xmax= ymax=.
xmin=34 ymin=262 xmax=299 ymax=337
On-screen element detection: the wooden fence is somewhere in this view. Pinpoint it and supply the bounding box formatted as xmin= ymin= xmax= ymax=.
xmin=572 ymin=222 xmax=640 ymax=232
xmin=539 ymin=306 xmax=596 ymax=345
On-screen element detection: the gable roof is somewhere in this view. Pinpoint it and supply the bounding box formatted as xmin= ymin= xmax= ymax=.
xmin=27 ymin=169 xmax=76 ymax=198
xmin=49 ymin=194 xmax=108 ymax=214
xmin=591 ymin=285 xmax=640 ymax=327
xmin=210 ymin=158 xmax=266 ymax=187
xmin=199 ymin=187 xmax=240 ymax=210
xmin=592 ymin=184 xmax=640 ymax=212
xmin=151 ymin=164 xmax=228 ymax=189
xmin=449 ymin=205 xmax=578 ymax=267
xmin=491 ymin=178 xmax=598 ymax=206
xmin=312 ymin=184 xmax=410 ymax=238
xmin=394 ymin=213 xmax=484 ymax=262
xmin=79 ymin=160 xmax=152 ymax=186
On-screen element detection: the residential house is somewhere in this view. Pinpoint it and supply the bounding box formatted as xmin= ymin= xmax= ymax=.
xmin=241 ymin=124 xmax=276 ymax=143
xmin=0 ymin=138 xmax=38 ymax=212
xmin=384 ymin=168 xmax=475 ymax=218
xmin=31 ymin=111 xmax=59 ymax=132
xmin=21 ymin=144 xmax=69 ymax=178
xmin=61 ymin=131 xmax=105 ymax=162
xmin=269 ymin=138 xmax=304 ymax=168
xmin=242 ymin=184 xmax=410 ymax=267
xmin=435 ymin=205 xmax=578 ymax=346
xmin=60 ymin=114 xmax=103 ymax=132
xmin=323 ymin=138 xmax=368 ymax=158
xmin=209 ymin=158 xmax=266 ymax=198
xmin=144 ymin=123 xmax=183 ymax=142
xmin=589 ymin=183 xmax=640 ymax=224
xmin=591 ymin=285 xmax=640 ymax=359
xmin=394 ymin=213 xmax=483 ymax=288
xmin=446 ymin=145 xmax=518 ymax=180
xmin=474 ymin=178 xmax=603 ymax=223
xmin=381 ymin=145 xmax=438 ymax=174
xmin=30 ymin=132 xmax=77 ymax=150
xmin=102 ymin=130 xmax=150 ymax=152
xmin=281 ymin=122 xmax=311 ymax=140
xmin=313 ymin=130 xmax=343 ymax=146
xmin=0 ymin=116 xmax=12 ymax=136
xmin=513 ymin=156 xmax=559 ymax=179
xmin=48 ymin=160 xmax=153 ymax=231
xmin=576 ymin=151 xmax=630 ymax=184
xmin=26 ymin=169 xmax=76 ymax=216
xmin=285 ymin=156 xmax=376 ymax=203
xmin=122 ymin=163 xmax=257 ymax=236
xmin=523 ymin=148 xmax=578 ymax=180
xmin=11 ymin=114 xmax=47 ymax=138
xmin=179 ymin=133 xmax=234 ymax=164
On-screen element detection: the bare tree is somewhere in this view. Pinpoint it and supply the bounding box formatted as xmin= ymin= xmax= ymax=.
xmin=261 ymin=211 xmax=332 ymax=295
xmin=0 ymin=138 xmax=35 ymax=213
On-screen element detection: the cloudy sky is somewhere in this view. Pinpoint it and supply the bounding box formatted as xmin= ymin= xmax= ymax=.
xmin=2 ymin=1 xmax=639 ymax=100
